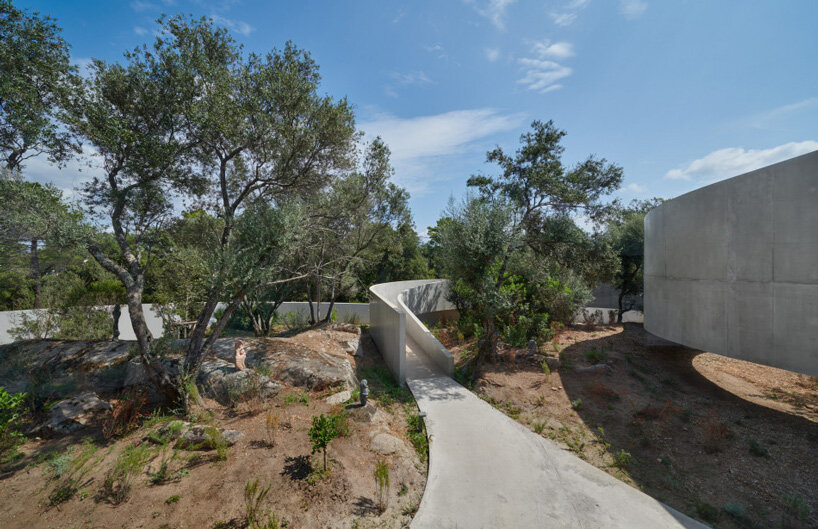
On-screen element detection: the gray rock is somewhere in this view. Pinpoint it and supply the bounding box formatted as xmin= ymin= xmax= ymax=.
xmin=174 ymin=424 xmax=243 ymax=450
xmin=147 ymin=420 xmax=190 ymax=444
xmin=197 ymin=359 xmax=281 ymax=406
xmin=331 ymin=323 xmax=361 ymax=336
xmin=261 ymin=349 xmax=357 ymax=391
xmin=34 ymin=392 xmax=112 ymax=436
xmin=370 ymin=432 xmax=404 ymax=455
xmin=543 ymin=357 xmax=562 ymax=371
xmin=325 ymin=390 xmax=351 ymax=406
xmin=348 ymin=402 xmax=378 ymax=423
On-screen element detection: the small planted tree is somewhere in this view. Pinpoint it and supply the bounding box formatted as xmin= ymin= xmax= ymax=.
xmin=308 ymin=413 xmax=341 ymax=471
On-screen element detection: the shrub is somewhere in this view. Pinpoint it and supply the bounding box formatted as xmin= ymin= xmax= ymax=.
xmin=583 ymin=348 xmax=607 ymax=365
xmin=49 ymin=440 xmax=99 ymax=505
xmin=0 ymin=387 xmax=27 ymax=456
xmin=406 ymin=413 xmax=428 ymax=462
xmin=308 ymin=414 xmax=341 ymax=471
xmin=748 ymin=437 xmax=769 ymax=457
xmin=571 ymin=398 xmax=583 ymax=410
xmin=103 ymin=390 xmax=149 ymax=440
xmin=782 ymin=493 xmax=812 ymax=524
xmin=695 ymin=501 xmax=720 ymax=523
xmin=374 ymin=458 xmax=390 ymax=512
xmin=700 ymin=411 xmax=729 ymax=453
xmin=244 ymin=479 xmax=282 ymax=529
xmin=166 ymin=494 xmax=181 ymax=505
xmin=101 ymin=443 xmax=152 ymax=504
xmin=265 ymin=410 xmax=281 ymax=447
xmin=612 ymin=449 xmax=632 ymax=468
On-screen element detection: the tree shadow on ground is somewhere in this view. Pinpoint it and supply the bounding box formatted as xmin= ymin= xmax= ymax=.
xmin=281 ymin=454 xmax=312 ymax=481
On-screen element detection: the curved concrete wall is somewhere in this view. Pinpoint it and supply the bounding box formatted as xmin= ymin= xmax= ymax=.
xmin=644 ymin=150 xmax=818 ymax=376
xmin=369 ymin=280 xmax=456 ymax=384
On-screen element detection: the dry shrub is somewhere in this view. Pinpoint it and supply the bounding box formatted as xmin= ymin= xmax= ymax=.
xmin=699 ymin=410 xmax=729 ymax=453
xmin=103 ymin=390 xmax=149 ymax=440
xmin=585 ymin=378 xmax=621 ymax=403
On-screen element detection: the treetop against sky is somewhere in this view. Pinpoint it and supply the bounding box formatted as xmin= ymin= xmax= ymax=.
xmin=14 ymin=0 xmax=818 ymax=234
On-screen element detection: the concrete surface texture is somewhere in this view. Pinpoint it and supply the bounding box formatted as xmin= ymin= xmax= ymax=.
xmin=370 ymin=279 xmax=708 ymax=528
xmin=644 ymin=150 xmax=818 ymax=377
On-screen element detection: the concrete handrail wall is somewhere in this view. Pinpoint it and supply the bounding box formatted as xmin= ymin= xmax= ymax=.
xmin=397 ymin=281 xmax=455 ymax=376
xmin=369 ymin=279 xmax=456 ymax=384
xmin=644 ymin=150 xmax=818 ymax=377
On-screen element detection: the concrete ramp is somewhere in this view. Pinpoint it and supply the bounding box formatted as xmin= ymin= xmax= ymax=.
xmin=370 ymin=280 xmax=709 ymax=528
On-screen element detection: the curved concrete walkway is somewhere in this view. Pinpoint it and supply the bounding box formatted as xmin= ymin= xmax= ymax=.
xmin=369 ymin=281 xmax=710 ymax=528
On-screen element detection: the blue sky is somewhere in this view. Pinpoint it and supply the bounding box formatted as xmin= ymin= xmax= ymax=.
xmin=18 ymin=0 xmax=818 ymax=235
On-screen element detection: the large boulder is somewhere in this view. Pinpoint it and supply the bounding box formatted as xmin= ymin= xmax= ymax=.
xmin=261 ymin=348 xmax=357 ymax=391
xmin=33 ymin=392 xmax=112 ymax=436
xmin=197 ymin=359 xmax=281 ymax=405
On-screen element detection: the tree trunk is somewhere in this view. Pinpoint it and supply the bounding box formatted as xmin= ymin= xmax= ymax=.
xmin=30 ymin=238 xmax=41 ymax=309
xmin=125 ymin=289 xmax=177 ymax=402
xmin=306 ymin=282 xmax=316 ymax=325
xmin=617 ymin=292 xmax=624 ymax=323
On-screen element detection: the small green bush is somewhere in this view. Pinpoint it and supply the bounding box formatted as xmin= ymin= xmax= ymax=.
xmin=406 ymin=413 xmax=428 ymax=462
xmin=0 ymin=387 xmax=27 ymax=457
xmin=612 ymin=449 xmax=632 ymax=468
xmin=308 ymin=414 xmax=342 ymax=471
xmin=374 ymin=458 xmax=390 ymax=512
xmin=748 ymin=437 xmax=768 ymax=457
xmin=583 ymin=348 xmax=607 ymax=365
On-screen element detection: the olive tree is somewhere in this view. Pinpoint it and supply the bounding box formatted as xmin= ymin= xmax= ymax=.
xmin=439 ymin=120 xmax=623 ymax=362
xmin=71 ymin=16 xmax=357 ymax=403
xmin=0 ymin=0 xmax=80 ymax=172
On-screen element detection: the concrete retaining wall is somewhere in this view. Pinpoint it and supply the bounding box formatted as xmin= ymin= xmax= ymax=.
xmin=369 ymin=284 xmax=407 ymax=385
xmin=398 ymin=280 xmax=456 ymax=377
xmin=644 ymin=150 xmax=818 ymax=377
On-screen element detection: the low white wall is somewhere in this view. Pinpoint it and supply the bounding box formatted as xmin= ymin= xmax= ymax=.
xmin=369 ymin=285 xmax=407 ymax=385
xmin=0 ymin=301 xmax=370 ymax=345
xmin=397 ymin=281 xmax=455 ymax=377
xmin=0 ymin=304 xmax=166 ymax=345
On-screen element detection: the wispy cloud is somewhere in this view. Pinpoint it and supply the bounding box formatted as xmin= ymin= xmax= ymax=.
xmin=517 ymin=40 xmax=575 ymax=93
xmin=619 ymin=0 xmax=648 ymax=20
xmin=484 ymin=47 xmax=501 ymax=62
xmin=531 ymin=40 xmax=574 ymax=60
xmin=738 ymin=97 xmax=818 ymax=129
xmin=210 ymin=14 xmax=253 ymax=36
xmin=624 ymin=182 xmax=647 ymax=193
xmin=467 ymin=0 xmax=517 ymax=31
xmin=665 ymin=141 xmax=818 ymax=181
xmin=133 ymin=26 xmax=148 ymax=36
xmin=549 ymin=0 xmax=590 ymax=27
xmin=390 ymin=71 xmax=434 ymax=86
xmin=130 ymin=1 xmax=156 ymax=12
xmin=360 ymin=108 xmax=526 ymax=194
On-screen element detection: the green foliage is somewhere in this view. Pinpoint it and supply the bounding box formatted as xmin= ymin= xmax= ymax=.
xmin=244 ymin=479 xmax=282 ymax=529
xmin=102 ymin=443 xmax=152 ymax=504
xmin=571 ymin=398 xmax=583 ymax=410
xmin=48 ymin=440 xmax=99 ymax=505
xmin=748 ymin=437 xmax=769 ymax=457
xmin=583 ymin=348 xmax=608 ymax=365
xmin=782 ymin=493 xmax=812 ymax=522
xmin=612 ymin=449 xmax=632 ymax=468
xmin=406 ymin=413 xmax=428 ymax=462
xmin=283 ymin=392 xmax=309 ymax=406
xmin=358 ymin=366 xmax=412 ymax=407
xmin=0 ymin=387 xmax=26 ymax=454
xmin=165 ymin=494 xmax=181 ymax=505
xmin=0 ymin=0 xmax=81 ymax=171
xmin=308 ymin=413 xmax=342 ymax=471
xmin=374 ymin=458 xmax=390 ymax=512
xmin=437 ymin=121 xmax=622 ymax=362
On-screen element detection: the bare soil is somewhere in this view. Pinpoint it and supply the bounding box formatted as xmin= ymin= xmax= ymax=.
xmin=0 ymin=329 xmax=426 ymax=529
xmin=438 ymin=323 xmax=818 ymax=529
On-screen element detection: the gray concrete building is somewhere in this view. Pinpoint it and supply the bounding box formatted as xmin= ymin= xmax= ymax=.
xmin=644 ymin=150 xmax=818 ymax=377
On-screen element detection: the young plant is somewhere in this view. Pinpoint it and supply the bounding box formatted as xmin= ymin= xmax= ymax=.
xmin=406 ymin=413 xmax=428 ymax=462
xmin=374 ymin=458 xmax=390 ymax=512
xmin=265 ymin=410 xmax=281 ymax=447
xmin=244 ymin=479 xmax=283 ymax=529
xmin=0 ymin=387 xmax=27 ymax=457
xmin=102 ymin=443 xmax=152 ymax=504
xmin=308 ymin=414 xmax=341 ymax=471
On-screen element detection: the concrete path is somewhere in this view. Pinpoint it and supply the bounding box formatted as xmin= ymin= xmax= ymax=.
xmin=405 ymin=337 xmax=708 ymax=529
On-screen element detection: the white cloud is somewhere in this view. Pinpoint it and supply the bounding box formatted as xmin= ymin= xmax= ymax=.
xmin=360 ymin=108 xmax=526 ymax=194
xmin=549 ymin=0 xmax=590 ymax=27
xmin=18 ymin=146 xmax=106 ymax=204
xmin=619 ymin=0 xmax=648 ymax=19
xmin=470 ymin=0 xmax=517 ymax=31
xmin=390 ymin=71 xmax=434 ymax=86
xmin=484 ymin=47 xmax=501 ymax=62
xmin=532 ymin=40 xmax=574 ymax=60
xmin=665 ymin=141 xmax=818 ymax=181
xmin=625 ymin=182 xmax=647 ymax=193
xmin=209 ymin=15 xmax=253 ymax=36
xmin=740 ymin=97 xmax=818 ymax=129
xmin=517 ymin=58 xmax=572 ymax=93
xmin=130 ymin=1 xmax=156 ymax=12
xmin=133 ymin=26 xmax=148 ymax=36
